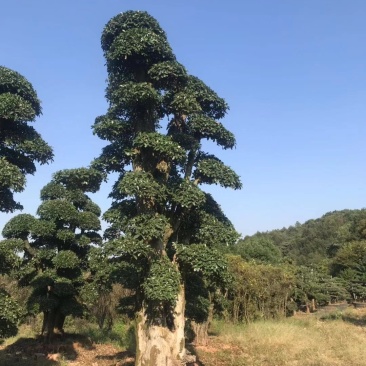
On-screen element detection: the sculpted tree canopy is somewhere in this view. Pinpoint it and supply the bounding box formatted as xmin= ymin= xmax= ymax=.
xmin=93 ymin=11 xmax=241 ymax=365
xmin=0 ymin=66 xmax=53 ymax=212
xmin=1 ymin=168 xmax=103 ymax=341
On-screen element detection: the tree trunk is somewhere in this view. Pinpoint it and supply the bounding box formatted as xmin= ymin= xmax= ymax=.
xmin=41 ymin=309 xmax=65 ymax=342
xmin=42 ymin=309 xmax=56 ymax=342
xmin=191 ymin=303 xmax=213 ymax=346
xmin=311 ymin=298 xmax=316 ymax=312
xmin=135 ymin=285 xmax=188 ymax=366
xmin=191 ymin=321 xmax=209 ymax=346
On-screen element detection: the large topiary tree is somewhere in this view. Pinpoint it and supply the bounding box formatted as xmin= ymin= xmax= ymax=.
xmin=93 ymin=11 xmax=241 ymax=365
xmin=1 ymin=168 xmax=103 ymax=341
xmin=0 ymin=66 xmax=53 ymax=212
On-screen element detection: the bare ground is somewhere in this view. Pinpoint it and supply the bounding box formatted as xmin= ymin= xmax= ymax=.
xmin=0 ymin=334 xmax=134 ymax=366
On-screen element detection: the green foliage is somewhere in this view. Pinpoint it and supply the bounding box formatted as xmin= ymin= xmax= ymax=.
xmin=176 ymin=243 xmax=228 ymax=281
xmin=143 ymin=257 xmax=181 ymax=303
xmin=0 ymin=66 xmax=41 ymax=115
xmin=134 ymin=132 xmax=186 ymax=163
xmin=193 ymin=212 xmax=240 ymax=248
xmin=37 ymin=200 xmax=78 ymax=223
xmin=165 ymin=91 xmax=202 ymax=116
xmin=0 ymin=239 xmax=24 ymax=275
xmin=169 ymin=179 xmax=206 ymax=209
xmin=0 ymin=93 xmax=36 ymax=122
xmin=127 ymin=214 xmax=169 ymax=241
xmin=106 ymin=28 xmax=174 ymax=74
xmin=0 ymin=158 xmax=26 ymax=192
xmin=0 ymin=289 xmax=23 ymax=339
xmin=194 ymin=156 xmax=242 ymax=189
xmin=52 ymin=251 xmax=80 ymax=269
xmin=0 ymin=168 xmax=103 ymax=335
xmin=94 ymin=11 xmax=241 ymax=331
xmin=108 ymin=82 xmax=161 ymax=118
xmin=118 ymin=171 xmax=167 ymax=203
xmin=101 ymin=11 xmax=167 ymax=51
xmin=52 ymin=168 xmax=104 ymax=193
xmin=226 ymin=255 xmax=295 ymax=323
xmin=243 ymin=209 xmax=366 ymax=266
xmin=0 ymin=66 xmax=53 ymax=213
xmin=331 ymin=241 xmax=366 ymax=301
xmin=237 ymin=209 xmax=366 ymax=310
xmin=188 ymin=114 xmax=236 ymax=149
xmin=2 ymin=214 xmax=36 ymax=239
xmin=184 ymin=274 xmax=210 ymax=323
xmin=148 ymin=61 xmax=188 ymax=90
xmin=293 ymin=265 xmax=349 ymax=307
xmin=234 ymin=236 xmax=282 ymax=264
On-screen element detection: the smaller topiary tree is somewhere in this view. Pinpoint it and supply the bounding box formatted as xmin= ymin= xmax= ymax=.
xmin=1 ymin=168 xmax=103 ymax=341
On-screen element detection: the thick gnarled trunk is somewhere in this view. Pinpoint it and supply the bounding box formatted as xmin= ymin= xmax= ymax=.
xmin=135 ymin=286 xmax=187 ymax=366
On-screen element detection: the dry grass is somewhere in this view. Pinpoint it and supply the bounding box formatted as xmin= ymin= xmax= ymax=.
xmin=0 ymin=321 xmax=134 ymax=366
xmin=3 ymin=309 xmax=366 ymax=365
xmin=196 ymin=309 xmax=366 ymax=366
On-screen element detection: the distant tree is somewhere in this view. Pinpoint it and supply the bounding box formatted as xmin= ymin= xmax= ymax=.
xmin=226 ymin=255 xmax=294 ymax=323
xmin=244 ymin=209 xmax=366 ymax=266
xmin=0 ymin=66 xmax=53 ymax=212
xmin=234 ymin=236 xmax=282 ymax=264
xmin=1 ymin=168 xmax=103 ymax=341
xmin=331 ymin=241 xmax=366 ymax=301
xmin=93 ymin=11 xmax=241 ymax=365
xmin=293 ymin=265 xmax=349 ymax=311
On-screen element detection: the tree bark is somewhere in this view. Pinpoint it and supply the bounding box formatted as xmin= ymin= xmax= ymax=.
xmin=191 ymin=321 xmax=209 ymax=346
xmin=191 ymin=303 xmax=213 ymax=346
xmin=41 ymin=309 xmax=65 ymax=342
xmin=135 ymin=285 xmax=187 ymax=366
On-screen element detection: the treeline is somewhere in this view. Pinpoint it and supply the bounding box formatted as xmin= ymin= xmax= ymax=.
xmin=222 ymin=209 xmax=366 ymax=323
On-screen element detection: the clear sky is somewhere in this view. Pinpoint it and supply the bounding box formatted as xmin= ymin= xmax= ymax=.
xmin=1 ymin=0 xmax=366 ymax=237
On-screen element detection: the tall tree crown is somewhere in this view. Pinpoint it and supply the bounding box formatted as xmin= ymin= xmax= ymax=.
xmin=93 ymin=11 xmax=241 ymax=327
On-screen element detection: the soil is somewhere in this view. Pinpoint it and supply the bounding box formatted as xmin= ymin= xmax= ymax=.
xmin=0 ymin=334 xmax=204 ymax=366
xmin=0 ymin=334 xmax=134 ymax=366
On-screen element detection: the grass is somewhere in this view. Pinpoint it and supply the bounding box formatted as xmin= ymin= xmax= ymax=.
xmin=68 ymin=317 xmax=136 ymax=351
xmin=197 ymin=309 xmax=366 ymax=366
xmin=0 ymin=317 xmax=135 ymax=366
xmin=3 ymin=309 xmax=366 ymax=365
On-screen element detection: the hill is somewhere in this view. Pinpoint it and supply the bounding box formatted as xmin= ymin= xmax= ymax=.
xmin=236 ymin=209 xmax=366 ymax=266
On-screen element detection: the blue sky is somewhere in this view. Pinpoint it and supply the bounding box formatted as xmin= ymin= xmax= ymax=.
xmin=1 ymin=0 xmax=366 ymax=237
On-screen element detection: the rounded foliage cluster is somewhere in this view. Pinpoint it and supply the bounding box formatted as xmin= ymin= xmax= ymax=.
xmin=0 ymin=66 xmax=41 ymax=119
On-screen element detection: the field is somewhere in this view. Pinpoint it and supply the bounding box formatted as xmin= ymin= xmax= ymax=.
xmin=2 ymin=307 xmax=366 ymax=366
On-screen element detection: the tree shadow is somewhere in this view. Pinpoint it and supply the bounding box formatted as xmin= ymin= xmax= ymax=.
xmin=0 ymin=333 xmax=94 ymax=366
xmin=186 ymin=343 xmax=206 ymax=366
xmin=96 ymin=350 xmax=135 ymax=365
xmin=341 ymin=314 xmax=366 ymax=327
